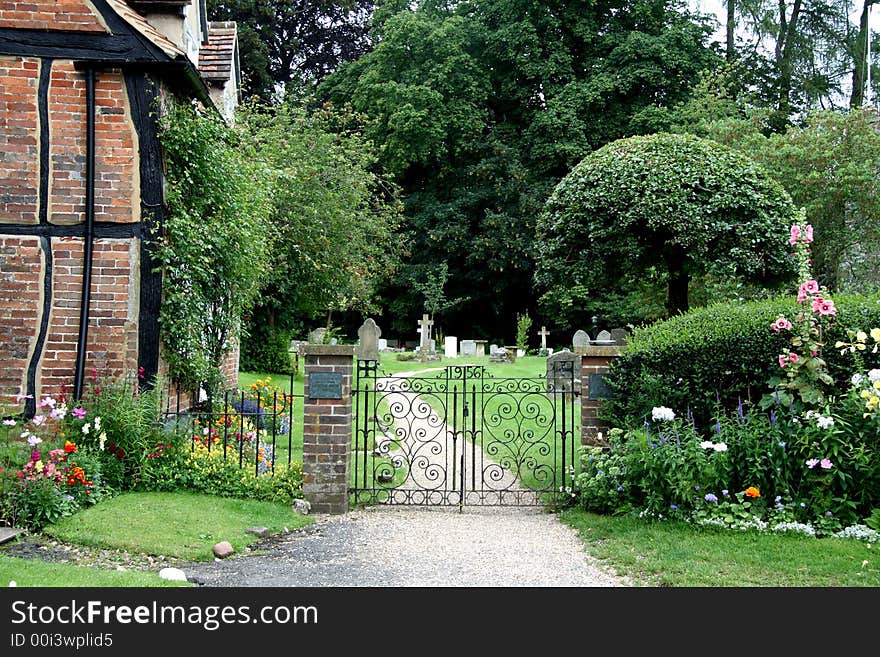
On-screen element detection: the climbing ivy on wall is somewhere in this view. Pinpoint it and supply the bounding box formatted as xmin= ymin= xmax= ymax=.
xmin=154 ymin=100 xmax=274 ymax=397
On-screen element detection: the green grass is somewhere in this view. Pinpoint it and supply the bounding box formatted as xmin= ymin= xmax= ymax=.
xmin=560 ymin=507 xmax=880 ymax=587
xmin=235 ymin=370 xmax=303 ymax=466
xmin=43 ymin=492 xmax=313 ymax=562
xmin=0 ymin=555 xmax=191 ymax=587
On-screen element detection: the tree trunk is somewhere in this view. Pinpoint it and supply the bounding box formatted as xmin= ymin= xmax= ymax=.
xmin=851 ymin=1 xmax=876 ymax=108
xmin=726 ymin=0 xmax=736 ymax=61
xmin=666 ymin=252 xmax=690 ymax=316
xmin=772 ymin=0 xmax=802 ymax=131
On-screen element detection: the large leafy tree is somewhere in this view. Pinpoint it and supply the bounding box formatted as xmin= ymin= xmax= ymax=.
xmin=207 ymin=0 xmax=375 ymax=99
xmin=320 ymin=0 xmax=720 ymax=338
xmin=534 ymin=133 xmax=798 ymax=325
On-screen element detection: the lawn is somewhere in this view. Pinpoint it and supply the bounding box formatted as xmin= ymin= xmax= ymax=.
xmin=561 ymin=507 xmax=880 ymax=587
xmin=0 ymin=555 xmax=191 ymax=587
xmin=42 ymin=491 xmax=312 ymax=562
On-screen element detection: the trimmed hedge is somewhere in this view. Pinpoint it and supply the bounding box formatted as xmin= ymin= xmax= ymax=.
xmin=603 ymin=294 xmax=880 ymax=429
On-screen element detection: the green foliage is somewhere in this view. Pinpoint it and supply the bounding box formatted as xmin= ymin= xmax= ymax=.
xmin=240 ymin=323 xmax=293 ymax=374
xmin=604 ymin=294 xmax=880 ymax=428
xmin=155 ymin=100 xmax=274 ymax=396
xmin=535 ymin=132 xmax=799 ymax=320
xmin=237 ymin=99 xmax=402 ymax=337
xmin=704 ymin=108 xmax=880 ymax=293
xmin=515 ymin=312 xmax=532 ymax=351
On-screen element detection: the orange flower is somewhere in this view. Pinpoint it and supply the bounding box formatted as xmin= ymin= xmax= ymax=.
xmin=64 ymin=440 xmax=77 ymax=454
xmin=744 ymin=486 xmax=761 ymax=498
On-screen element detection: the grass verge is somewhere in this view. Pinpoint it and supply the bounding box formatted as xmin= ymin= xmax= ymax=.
xmin=560 ymin=507 xmax=880 ymax=587
xmin=42 ymin=492 xmax=313 ymax=562
xmin=0 ymin=555 xmax=190 ymax=587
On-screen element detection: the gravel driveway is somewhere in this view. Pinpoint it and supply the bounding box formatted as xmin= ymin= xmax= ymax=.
xmin=180 ymin=506 xmax=632 ymax=587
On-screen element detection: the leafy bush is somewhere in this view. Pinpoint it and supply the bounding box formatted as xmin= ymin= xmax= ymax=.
xmin=604 ymin=294 xmax=880 ymax=428
xmin=240 ymin=323 xmax=293 ymax=374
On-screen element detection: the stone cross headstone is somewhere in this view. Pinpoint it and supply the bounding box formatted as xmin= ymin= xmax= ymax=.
xmin=417 ymin=313 xmax=434 ymax=353
xmin=572 ymin=330 xmax=590 ymax=348
xmin=356 ymin=318 xmax=381 ymax=361
xmin=444 ymin=336 xmax=458 ymax=358
xmin=538 ymin=326 xmax=550 ymax=350
xmin=308 ymin=327 xmax=327 ymax=344
xmin=610 ymin=328 xmax=628 ymax=346
xmin=546 ymin=349 xmax=580 ymax=394
xmin=593 ymin=329 xmax=614 ymax=345
xmin=460 ymin=339 xmax=476 ymax=356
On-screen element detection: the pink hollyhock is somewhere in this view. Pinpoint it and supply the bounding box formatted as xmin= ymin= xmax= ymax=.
xmin=771 ymin=317 xmax=792 ymax=332
xmin=812 ymin=297 xmax=837 ymax=316
xmin=801 ymin=280 xmax=820 ymax=295
xmin=790 ymin=225 xmax=801 ymax=246
xmin=804 ymin=224 xmax=813 ymax=242
xmin=778 ymin=355 xmax=788 ymax=368
xmin=789 ymin=353 xmax=799 ymax=363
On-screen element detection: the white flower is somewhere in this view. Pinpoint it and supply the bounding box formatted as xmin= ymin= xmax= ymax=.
xmin=805 ymin=410 xmax=817 ymax=420
xmin=816 ymin=415 xmax=834 ymax=429
xmin=869 ymin=369 xmax=880 ymax=383
xmin=94 ymin=416 xmax=101 ymax=431
xmin=651 ymin=406 xmax=675 ymax=422
xmin=198 ymin=387 xmax=208 ymax=403
xmin=81 ymin=423 xmax=90 ymax=435
xmin=50 ymin=406 xmax=67 ymax=420
xmin=2 ymin=419 xmax=15 ymax=427
xmin=699 ymin=440 xmax=715 ymax=449
xmin=713 ymin=442 xmax=728 ymax=452
xmin=98 ymin=431 xmax=107 ymax=451
xmin=852 ymin=373 xmax=864 ymax=387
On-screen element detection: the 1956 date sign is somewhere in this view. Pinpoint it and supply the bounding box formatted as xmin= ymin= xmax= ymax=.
xmin=308 ymin=372 xmax=343 ymax=399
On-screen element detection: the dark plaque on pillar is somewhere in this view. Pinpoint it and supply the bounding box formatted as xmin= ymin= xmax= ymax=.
xmin=587 ymin=373 xmax=613 ymax=400
xmin=308 ymin=372 xmax=343 ymax=399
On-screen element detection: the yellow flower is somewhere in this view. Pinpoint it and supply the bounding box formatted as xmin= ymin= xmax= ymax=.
xmin=861 ymin=390 xmax=872 ymax=399
xmin=857 ymin=331 xmax=868 ymax=342
xmin=875 ymin=381 xmax=880 ymax=390
xmin=857 ymin=343 xmax=866 ymax=351
xmin=871 ymin=328 xmax=880 ymax=342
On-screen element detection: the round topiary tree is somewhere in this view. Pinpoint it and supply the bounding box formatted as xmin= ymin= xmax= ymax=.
xmin=535 ymin=132 xmax=799 ymax=316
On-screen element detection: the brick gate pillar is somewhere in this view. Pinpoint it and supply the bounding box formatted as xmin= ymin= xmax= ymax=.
xmin=301 ymin=344 xmax=355 ymax=514
xmin=575 ymin=345 xmax=620 ymax=447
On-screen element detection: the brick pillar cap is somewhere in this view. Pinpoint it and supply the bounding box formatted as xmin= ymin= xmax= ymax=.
xmin=574 ymin=345 xmax=621 ymax=357
xmin=301 ymin=344 xmax=356 ymax=356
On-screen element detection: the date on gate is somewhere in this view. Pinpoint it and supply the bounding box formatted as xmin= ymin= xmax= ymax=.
xmin=308 ymin=372 xmax=343 ymax=399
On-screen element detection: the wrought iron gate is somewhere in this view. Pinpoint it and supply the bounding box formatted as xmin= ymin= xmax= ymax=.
xmin=351 ymin=360 xmax=579 ymax=506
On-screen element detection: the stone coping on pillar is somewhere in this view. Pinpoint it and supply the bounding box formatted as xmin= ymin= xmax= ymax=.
xmin=300 ymin=344 xmax=356 ymax=357
xmin=574 ymin=345 xmax=621 ymax=357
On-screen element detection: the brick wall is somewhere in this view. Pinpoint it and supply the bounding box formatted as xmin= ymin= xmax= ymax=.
xmin=0 ymin=1 xmax=108 ymax=32
xmin=0 ymin=56 xmax=39 ymax=224
xmin=301 ymin=345 xmax=354 ymax=514
xmin=576 ymin=345 xmax=620 ymax=446
xmin=0 ymin=236 xmax=42 ymax=403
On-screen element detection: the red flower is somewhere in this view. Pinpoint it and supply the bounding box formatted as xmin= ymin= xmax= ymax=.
xmin=64 ymin=440 xmax=77 ymax=454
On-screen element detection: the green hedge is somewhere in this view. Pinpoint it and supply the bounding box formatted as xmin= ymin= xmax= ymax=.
xmin=603 ymin=294 xmax=880 ymax=429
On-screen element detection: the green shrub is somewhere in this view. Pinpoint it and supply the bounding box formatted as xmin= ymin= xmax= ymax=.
xmin=240 ymin=323 xmax=293 ymax=374
xmin=603 ymin=294 xmax=880 ymax=428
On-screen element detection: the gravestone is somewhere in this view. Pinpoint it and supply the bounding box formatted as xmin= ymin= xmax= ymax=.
xmin=610 ymin=328 xmax=628 ymax=346
xmin=444 ymin=336 xmax=458 ymax=358
xmin=546 ymin=349 xmax=580 ymax=394
xmin=474 ymin=340 xmax=487 ymax=356
xmin=488 ymin=346 xmax=512 ymax=363
xmin=572 ymin=330 xmax=590 ymax=348
xmin=490 ymin=344 xmax=499 ymax=355
xmin=378 ymin=338 xmax=388 ymax=351
xmin=356 ymin=318 xmax=381 ymax=361
xmin=417 ymin=314 xmax=434 ymax=353
xmin=538 ymin=326 xmax=550 ymax=350
xmin=460 ymin=339 xmax=476 ymax=356
xmin=308 ymin=327 xmax=327 ymax=344
xmin=593 ymin=329 xmax=614 ymax=345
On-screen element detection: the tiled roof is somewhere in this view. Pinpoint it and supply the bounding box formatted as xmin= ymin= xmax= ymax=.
xmin=105 ymin=0 xmax=186 ymax=60
xmin=199 ymin=21 xmax=236 ymax=84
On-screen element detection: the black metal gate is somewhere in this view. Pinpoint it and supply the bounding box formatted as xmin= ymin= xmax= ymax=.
xmin=351 ymin=360 xmax=578 ymax=506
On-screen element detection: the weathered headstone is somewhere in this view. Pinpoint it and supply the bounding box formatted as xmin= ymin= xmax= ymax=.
xmin=572 ymin=330 xmax=590 ymax=348
xmin=460 ymin=339 xmax=476 ymax=356
xmin=378 ymin=338 xmax=388 ymax=351
xmin=308 ymin=327 xmax=327 ymax=344
xmin=417 ymin=313 xmax=434 ymax=353
xmin=444 ymin=336 xmax=458 ymax=358
xmin=489 ymin=344 xmax=499 ymax=355
xmin=538 ymin=326 xmax=550 ymax=350
xmin=610 ymin=328 xmax=628 ymax=346
xmin=289 ymin=339 xmax=306 ymax=355
xmin=356 ymin=318 xmax=382 ymax=361
xmin=546 ymin=349 xmax=580 ymax=394
xmin=488 ymin=346 xmax=512 ymax=363
xmin=593 ymin=329 xmax=614 ymax=345
xmin=474 ymin=340 xmax=487 ymax=356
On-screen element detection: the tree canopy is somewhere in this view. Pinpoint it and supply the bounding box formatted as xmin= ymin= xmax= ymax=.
xmin=534 ymin=132 xmax=799 ymax=324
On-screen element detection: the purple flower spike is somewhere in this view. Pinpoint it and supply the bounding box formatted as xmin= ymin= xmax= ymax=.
xmin=705 ymin=493 xmax=718 ymax=503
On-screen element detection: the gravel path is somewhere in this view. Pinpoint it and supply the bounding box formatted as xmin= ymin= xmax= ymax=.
xmin=180 ymin=506 xmax=632 ymax=587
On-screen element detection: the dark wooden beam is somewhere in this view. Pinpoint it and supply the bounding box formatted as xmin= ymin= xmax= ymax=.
xmin=0 ymin=28 xmax=167 ymax=63
xmin=0 ymin=222 xmax=143 ymax=239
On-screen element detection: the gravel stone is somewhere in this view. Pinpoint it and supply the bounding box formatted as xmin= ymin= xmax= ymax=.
xmin=181 ymin=506 xmax=632 ymax=587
